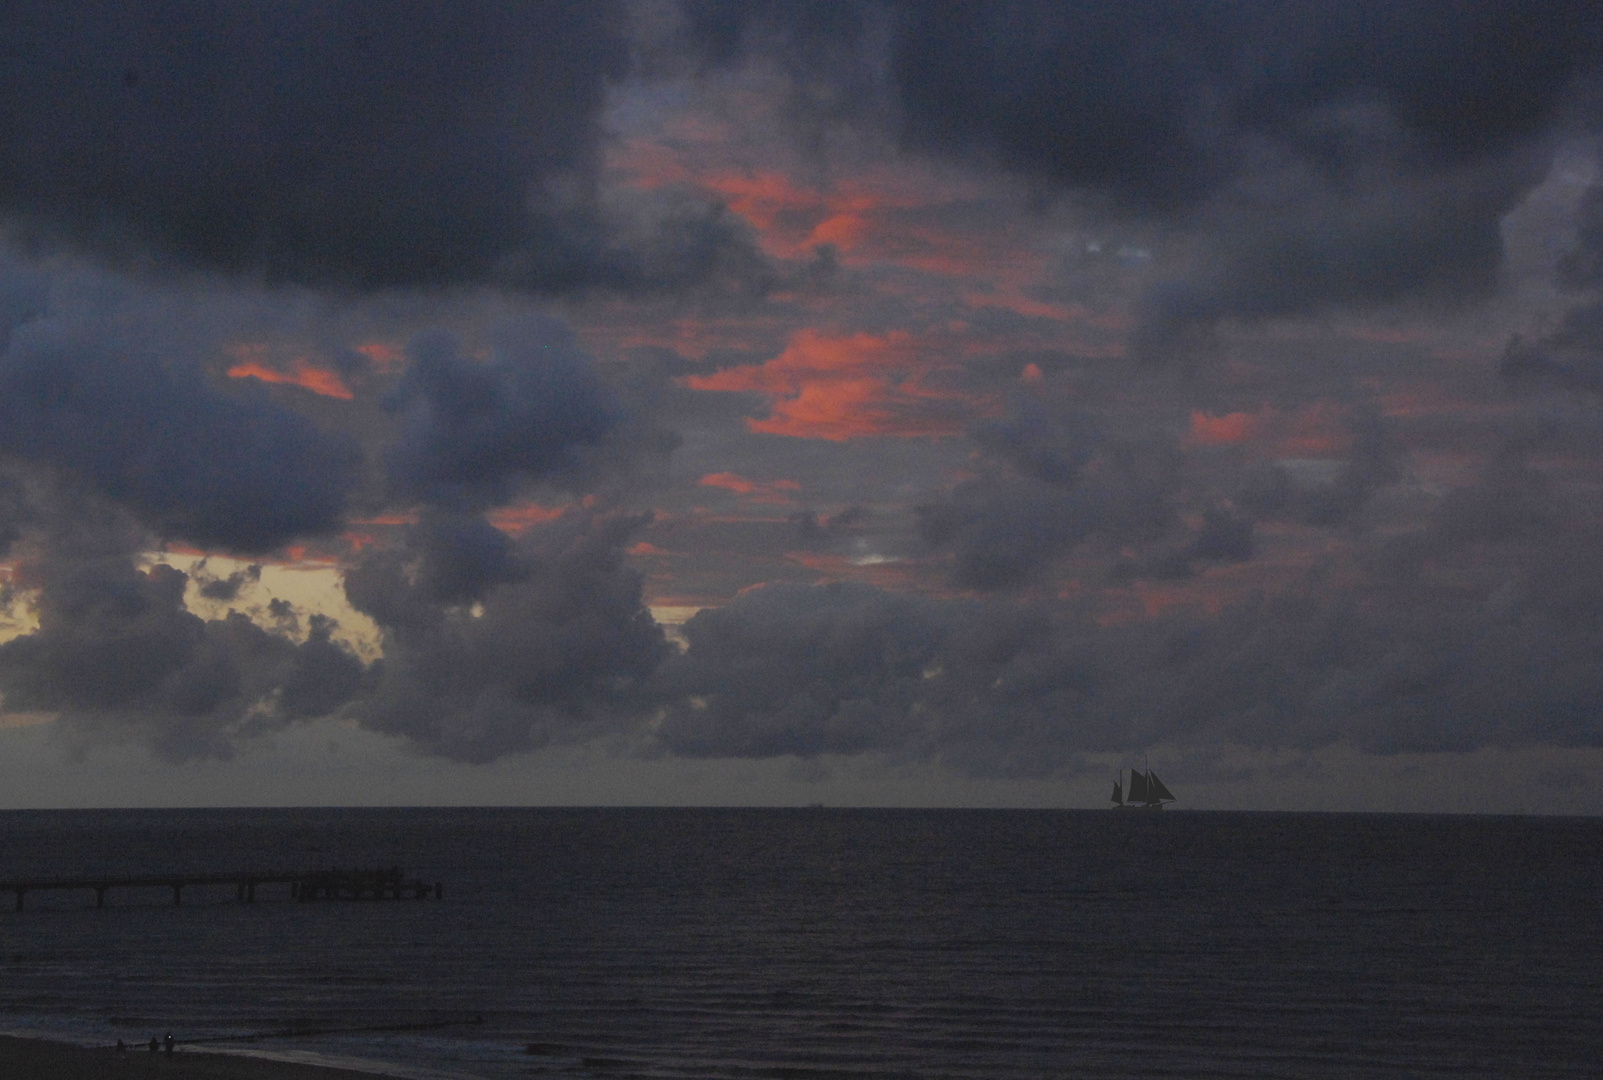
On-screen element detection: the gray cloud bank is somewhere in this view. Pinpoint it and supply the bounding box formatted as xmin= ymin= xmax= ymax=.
xmin=0 ymin=264 xmax=359 ymax=554
xmin=684 ymin=0 xmax=1603 ymax=346
xmin=1503 ymin=179 xmax=1603 ymax=398
xmin=0 ymin=548 xmax=363 ymax=762
xmin=6 ymin=414 xmax=1602 ymax=772
xmin=0 ymin=0 xmax=766 ymax=294
xmin=344 ymin=510 xmax=669 ymax=763
xmin=4 ymin=1 xmax=1603 ymax=783
xmin=385 ymin=318 xmax=617 ymax=510
xmin=0 ymin=253 xmax=665 ymax=761
xmin=918 ymin=404 xmax=1186 ymax=589
xmin=8 ymin=0 xmax=1595 ymax=320
xmin=657 ymin=474 xmax=1603 ymax=776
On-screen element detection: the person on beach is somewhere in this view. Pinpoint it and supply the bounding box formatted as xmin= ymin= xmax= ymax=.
xmin=148 ymin=1036 xmax=158 ymax=1052
xmin=164 ymin=1032 xmax=174 ymax=1055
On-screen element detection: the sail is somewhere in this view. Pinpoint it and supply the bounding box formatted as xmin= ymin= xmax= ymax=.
xmin=1127 ymin=769 xmax=1149 ymax=803
xmin=1111 ymin=778 xmax=1123 ymax=804
xmin=1148 ymin=771 xmax=1176 ymax=802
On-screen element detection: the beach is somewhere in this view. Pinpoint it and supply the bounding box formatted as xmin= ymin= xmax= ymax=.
xmin=0 ymin=1036 xmax=394 ymax=1080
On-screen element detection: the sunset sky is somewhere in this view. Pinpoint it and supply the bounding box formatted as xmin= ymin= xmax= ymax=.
xmin=2 ymin=1 xmax=1603 ymax=810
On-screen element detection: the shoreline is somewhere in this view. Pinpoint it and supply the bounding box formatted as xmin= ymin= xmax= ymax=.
xmin=0 ymin=1035 xmax=416 ymax=1080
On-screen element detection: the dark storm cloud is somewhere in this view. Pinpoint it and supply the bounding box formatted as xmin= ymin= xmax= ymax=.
xmin=0 ymin=293 xmax=359 ymax=553
xmin=194 ymin=561 xmax=262 ymax=602
xmin=0 ymin=254 xmax=372 ymax=758
xmin=654 ymin=583 xmax=945 ymax=760
xmin=1235 ymin=413 xmax=1401 ymax=528
xmin=1501 ymin=322 xmax=1603 ymax=399
xmin=789 ymin=505 xmax=870 ymax=546
xmin=313 ymin=314 xmax=677 ymax=762
xmin=0 ymin=263 xmax=48 ymax=347
xmin=0 ymin=467 xmax=34 ymax=559
xmin=1132 ymin=155 xmax=1541 ymax=355
xmin=1113 ymin=507 xmax=1257 ymax=583
xmin=0 ymin=297 xmax=673 ymax=761
xmin=1412 ymin=449 xmax=1567 ymax=550
xmin=655 ymin=478 xmax=1603 ymax=774
xmin=385 ymin=317 xmax=617 ymax=509
xmin=918 ymin=405 xmax=1181 ymax=588
xmin=0 ymin=0 xmax=769 ymax=294
xmin=1503 ymin=181 xmax=1603 ymax=398
xmin=344 ymin=510 xmax=670 ymax=763
xmin=1558 ymin=180 xmax=1603 ymax=290
xmin=685 ymin=0 xmax=1603 ymax=340
xmin=969 ymin=404 xmax=1099 ymax=487
xmin=653 ymin=581 xmax=1158 ymax=776
xmin=1185 ymin=509 xmax=1254 ymax=564
xmin=0 ymin=553 xmax=364 ymax=761
xmin=919 ymin=477 xmax=1097 ymax=590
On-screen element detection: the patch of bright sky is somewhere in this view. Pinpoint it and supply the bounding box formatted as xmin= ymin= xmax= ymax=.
xmin=148 ymin=552 xmax=383 ymax=664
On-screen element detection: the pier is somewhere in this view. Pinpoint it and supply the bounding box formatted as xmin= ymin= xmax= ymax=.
xmin=1 ymin=867 xmax=441 ymax=910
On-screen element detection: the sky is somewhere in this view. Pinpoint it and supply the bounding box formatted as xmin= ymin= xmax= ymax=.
xmin=2 ymin=0 xmax=1603 ymax=811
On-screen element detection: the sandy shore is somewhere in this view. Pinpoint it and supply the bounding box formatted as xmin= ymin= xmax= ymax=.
xmin=0 ymin=1035 xmax=403 ymax=1080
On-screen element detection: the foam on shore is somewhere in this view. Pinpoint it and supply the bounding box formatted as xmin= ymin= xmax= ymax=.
xmin=0 ymin=1035 xmax=408 ymax=1080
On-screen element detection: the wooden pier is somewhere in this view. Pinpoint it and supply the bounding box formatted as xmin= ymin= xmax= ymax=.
xmin=1 ymin=867 xmax=441 ymax=910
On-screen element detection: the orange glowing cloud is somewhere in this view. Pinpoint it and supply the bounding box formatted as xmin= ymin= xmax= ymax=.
xmin=162 ymin=541 xmax=336 ymax=568
xmin=612 ymin=147 xmax=847 ymax=258
xmin=1095 ymin=579 xmax=1232 ymax=627
xmin=779 ymin=551 xmax=936 ymax=594
xmin=1187 ymin=403 xmax=1353 ymax=458
xmin=869 ymin=221 xmax=1049 ymax=283
xmin=681 ymin=328 xmax=980 ymax=441
xmin=698 ymin=472 xmax=802 ymax=503
xmin=702 ymin=170 xmax=829 ymax=253
xmin=226 ymin=346 xmax=353 ymax=400
xmin=610 ymin=315 xmax=780 ymax=364
xmin=355 ymin=341 xmax=405 ymax=372
xmin=963 ymin=292 xmax=1090 ymax=322
xmin=1188 ymin=410 xmax=1262 ymax=446
xmin=348 ymin=512 xmax=419 ymax=526
xmin=487 ymin=502 xmax=572 ymax=535
xmin=1367 ymin=380 xmax=1516 ymax=424
xmin=281 ymin=545 xmax=337 ymax=566
xmin=613 ymin=135 xmax=1025 ymax=278
xmin=1275 ymin=402 xmax=1354 ymax=458
xmin=688 ymin=168 xmax=941 ymax=262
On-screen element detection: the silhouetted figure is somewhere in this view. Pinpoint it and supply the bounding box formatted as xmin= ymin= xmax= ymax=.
xmin=148 ymin=1037 xmax=158 ymax=1053
xmin=164 ymin=1032 xmax=174 ymax=1055
xmin=116 ymin=1039 xmax=126 ymax=1052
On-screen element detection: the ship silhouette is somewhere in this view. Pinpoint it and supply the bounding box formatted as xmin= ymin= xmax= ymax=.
xmin=1111 ymin=766 xmax=1175 ymax=809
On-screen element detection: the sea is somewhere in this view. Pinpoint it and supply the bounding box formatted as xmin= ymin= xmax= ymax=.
xmin=0 ymin=808 xmax=1597 ymax=1079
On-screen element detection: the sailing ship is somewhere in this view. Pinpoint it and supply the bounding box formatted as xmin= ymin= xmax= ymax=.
xmin=1111 ymin=765 xmax=1175 ymax=809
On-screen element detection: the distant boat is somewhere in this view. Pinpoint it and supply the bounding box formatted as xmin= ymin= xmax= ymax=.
xmin=1111 ymin=766 xmax=1175 ymax=809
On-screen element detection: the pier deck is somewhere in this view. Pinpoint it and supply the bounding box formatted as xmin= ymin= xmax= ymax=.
xmin=1 ymin=867 xmax=441 ymax=910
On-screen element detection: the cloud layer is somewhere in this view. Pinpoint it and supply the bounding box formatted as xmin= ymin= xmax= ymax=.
xmin=1 ymin=1 xmax=1602 ymax=807
xmin=685 ymin=1 xmax=1603 ymax=345
xmin=0 ymin=269 xmax=358 ymax=553
xmin=345 ymin=510 xmax=669 ymax=762
xmin=0 ymin=1 xmax=775 ymax=294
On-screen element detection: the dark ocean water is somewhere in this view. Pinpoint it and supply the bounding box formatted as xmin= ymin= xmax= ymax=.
xmin=0 ymin=808 xmax=1597 ymax=1079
